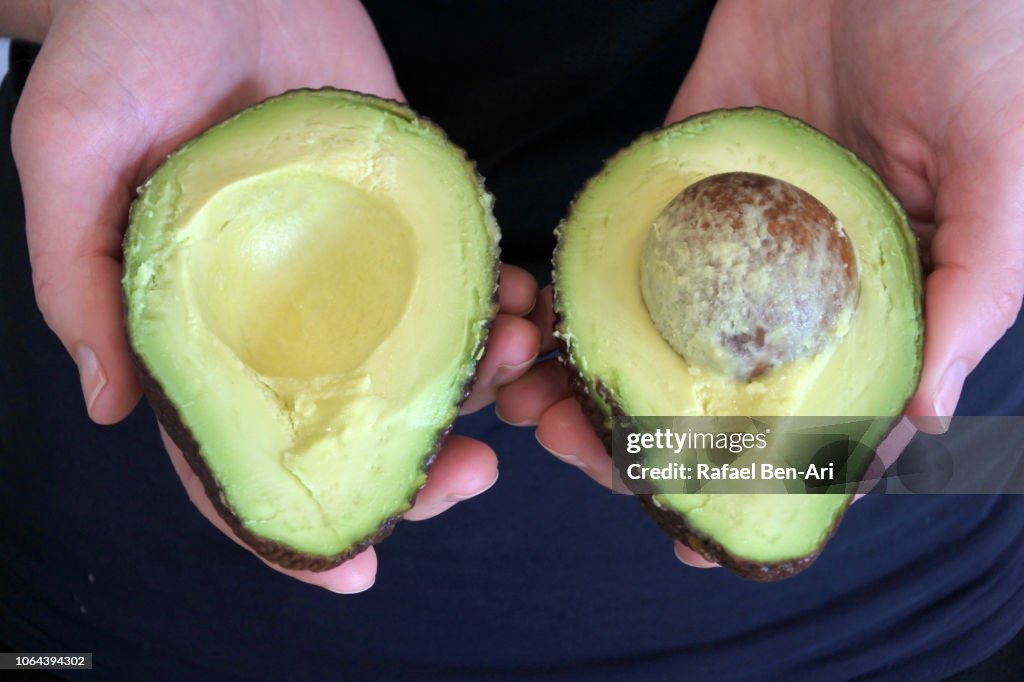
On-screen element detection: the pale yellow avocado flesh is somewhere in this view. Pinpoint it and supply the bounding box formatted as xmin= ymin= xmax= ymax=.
xmin=124 ymin=91 xmax=498 ymax=558
xmin=555 ymin=109 xmax=923 ymax=565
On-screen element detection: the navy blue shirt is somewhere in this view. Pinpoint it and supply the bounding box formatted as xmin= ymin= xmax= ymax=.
xmin=3 ymin=4 xmax=1024 ymax=679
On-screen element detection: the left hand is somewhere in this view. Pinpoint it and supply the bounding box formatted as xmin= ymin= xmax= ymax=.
xmin=499 ymin=0 xmax=1024 ymax=569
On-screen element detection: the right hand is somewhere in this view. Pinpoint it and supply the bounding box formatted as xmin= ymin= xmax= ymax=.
xmin=12 ymin=0 xmax=539 ymax=592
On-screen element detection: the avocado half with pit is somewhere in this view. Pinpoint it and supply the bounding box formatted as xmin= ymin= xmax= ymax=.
xmin=553 ymin=108 xmax=923 ymax=580
xmin=123 ymin=89 xmax=499 ymax=570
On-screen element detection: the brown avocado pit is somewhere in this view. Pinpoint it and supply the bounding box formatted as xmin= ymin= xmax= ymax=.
xmin=640 ymin=172 xmax=859 ymax=380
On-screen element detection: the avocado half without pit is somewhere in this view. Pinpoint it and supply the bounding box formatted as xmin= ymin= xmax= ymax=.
xmin=553 ymin=108 xmax=923 ymax=580
xmin=123 ymin=89 xmax=500 ymax=571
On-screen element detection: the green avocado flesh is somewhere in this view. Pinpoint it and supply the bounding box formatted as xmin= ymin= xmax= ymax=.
xmin=554 ymin=108 xmax=923 ymax=576
xmin=123 ymin=90 xmax=499 ymax=567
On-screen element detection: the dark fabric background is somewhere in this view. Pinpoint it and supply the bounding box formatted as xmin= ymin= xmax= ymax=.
xmin=2 ymin=3 xmax=1023 ymax=680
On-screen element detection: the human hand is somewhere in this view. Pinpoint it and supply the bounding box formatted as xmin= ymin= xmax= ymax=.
xmin=11 ymin=0 xmax=539 ymax=590
xmin=667 ymin=0 xmax=1024 ymax=430
xmin=499 ymin=0 xmax=1024 ymax=569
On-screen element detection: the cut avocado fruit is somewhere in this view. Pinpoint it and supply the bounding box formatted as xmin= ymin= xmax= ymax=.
xmin=553 ymin=108 xmax=923 ymax=580
xmin=123 ymin=89 xmax=500 ymax=571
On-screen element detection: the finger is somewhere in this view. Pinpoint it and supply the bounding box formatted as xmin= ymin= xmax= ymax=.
xmin=853 ymin=418 xmax=917 ymax=499
xmin=663 ymin=5 xmax=761 ymax=125
xmin=674 ymin=541 xmax=720 ymax=569
xmin=160 ymin=425 xmax=377 ymax=593
xmin=403 ymin=435 xmax=499 ymax=521
xmin=535 ymin=397 xmax=614 ymax=488
xmin=12 ymin=88 xmax=143 ymax=424
xmin=666 ymin=71 xmax=754 ymax=126
xmin=855 ymin=417 xmax=918 ymax=499
xmin=905 ymin=146 xmax=1024 ymax=431
xmin=495 ymin=359 xmax=572 ymax=426
xmin=256 ymin=0 xmax=405 ymax=103
xmin=497 ymin=263 xmax=539 ymax=316
xmin=461 ymin=314 xmax=540 ymax=414
xmin=529 ymin=286 xmax=559 ymax=356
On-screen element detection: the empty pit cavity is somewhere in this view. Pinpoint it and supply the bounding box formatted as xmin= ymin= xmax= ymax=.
xmin=189 ymin=170 xmax=416 ymax=380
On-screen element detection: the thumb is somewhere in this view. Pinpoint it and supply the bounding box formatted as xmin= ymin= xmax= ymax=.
xmin=12 ymin=89 xmax=143 ymax=424
xmin=906 ymin=144 xmax=1024 ymax=429
xmin=665 ymin=56 xmax=757 ymax=126
xmin=663 ymin=4 xmax=762 ymax=125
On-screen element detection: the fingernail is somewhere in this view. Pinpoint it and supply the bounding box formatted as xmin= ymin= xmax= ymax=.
xmin=494 ymin=355 xmax=537 ymax=384
xmin=535 ymin=432 xmax=585 ymax=468
xmin=522 ymin=295 xmax=538 ymax=317
xmin=673 ymin=543 xmax=717 ymax=568
xmin=495 ymin=405 xmax=534 ymax=427
xmin=933 ymin=360 xmax=968 ymax=430
xmin=328 ymin=577 xmax=375 ymax=595
xmin=74 ymin=345 xmax=106 ymax=418
xmin=446 ymin=470 xmax=500 ymax=503
xmin=673 ymin=543 xmax=699 ymax=566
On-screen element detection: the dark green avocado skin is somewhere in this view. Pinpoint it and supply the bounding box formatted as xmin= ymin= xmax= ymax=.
xmin=124 ymin=88 xmax=500 ymax=572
